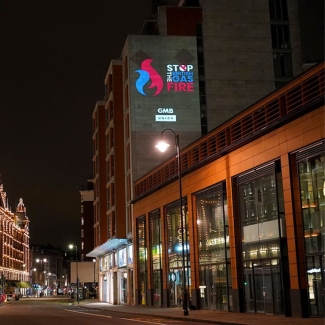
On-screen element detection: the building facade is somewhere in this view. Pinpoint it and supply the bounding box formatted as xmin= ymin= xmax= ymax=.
xmin=132 ymin=63 xmax=324 ymax=317
xmin=30 ymin=245 xmax=67 ymax=296
xmin=86 ymin=0 xmax=323 ymax=309
xmin=80 ymin=179 xmax=94 ymax=261
xmin=0 ymin=184 xmax=30 ymax=295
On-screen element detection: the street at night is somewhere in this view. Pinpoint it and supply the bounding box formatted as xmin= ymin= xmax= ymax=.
xmin=1 ymin=296 xmax=324 ymax=325
xmin=0 ymin=297 xmax=210 ymax=325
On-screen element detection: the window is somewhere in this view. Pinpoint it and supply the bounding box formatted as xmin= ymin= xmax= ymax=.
xmin=271 ymin=25 xmax=290 ymax=49
xmin=195 ymin=183 xmax=232 ymax=311
xmin=269 ymin=0 xmax=288 ymax=21
xmin=298 ymin=154 xmax=325 ymax=254
xmin=149 ymin=209 xmax=162 ymax=307
xmin=273 ymin=53 xmax=293 ymax=78
xmin=137 ymin=216 xmax=147 ymax=305
xmin=107 ymin=186 xmax=111 ymax=211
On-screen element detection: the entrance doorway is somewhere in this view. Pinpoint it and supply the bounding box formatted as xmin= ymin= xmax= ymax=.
xmin=168 ymin=268 xmax=190 ymax=308
xmin=307 ymin=255 xmax=325 ymax=317
xmin=199 ymin=264 xmax=230 ymax=311
xmin=120 ymin=272 xmax=127 ymax=304
xmin=243 ymin=260 xmax=283 ymax=314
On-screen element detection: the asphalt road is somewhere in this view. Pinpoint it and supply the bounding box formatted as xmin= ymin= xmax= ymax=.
xmin=0 ymin=297 xmax=213 ymax=325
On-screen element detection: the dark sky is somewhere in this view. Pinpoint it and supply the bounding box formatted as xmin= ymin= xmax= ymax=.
xmin=0 ymin=1 xmax=152 ymax=248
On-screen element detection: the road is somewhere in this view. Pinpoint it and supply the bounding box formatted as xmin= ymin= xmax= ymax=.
xmin=0 ymin=297 xmax=212 ymax=325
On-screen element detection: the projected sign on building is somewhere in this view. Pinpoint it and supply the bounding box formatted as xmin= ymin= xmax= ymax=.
xmin=126 ymin=35 xmax=200 ymax=126
xmin=166 ymin=64 xmax=194 ymax=92
xmin=122 ymin=35 xmax=201 ymax=180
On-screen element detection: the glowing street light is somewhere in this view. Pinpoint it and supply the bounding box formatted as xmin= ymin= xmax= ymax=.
xmin=155 ymin=128 xmax=189 ymax=316
xmin=69 ymin=244 xmax=79 ymax=305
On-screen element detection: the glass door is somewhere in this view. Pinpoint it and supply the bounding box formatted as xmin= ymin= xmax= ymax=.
xmin=244 ymin=260 xmax=283 ymax=314
xmin=120 ymin=272 xmax=127 ymax=304
xmin=152 ymin=270 xmax=162 ymax=307
xmin=199 ymin=264 xmax=230 ymax=311
xmin=168 ymin=269 xmax=182 ymax=307
xmin=253 ymin=263 xmax=273 ymax=314
xmin=307 ymin=255 xmax=325 ymax=316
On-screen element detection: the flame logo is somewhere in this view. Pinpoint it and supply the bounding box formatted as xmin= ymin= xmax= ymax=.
xmin=135 ymin=59 xmax=163 ymax=96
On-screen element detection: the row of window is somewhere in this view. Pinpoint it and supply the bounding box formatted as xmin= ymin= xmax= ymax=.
xmin=134 ymin=142 xmax=325 ymax=315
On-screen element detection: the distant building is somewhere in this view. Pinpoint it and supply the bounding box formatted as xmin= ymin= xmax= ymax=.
xmin=80 ymin=179 xmax=94 ymax=261
xmin=30 ymin=244 xmax=66 ymax=296
xmin=0 ymin=184 xmax=30 ymax=295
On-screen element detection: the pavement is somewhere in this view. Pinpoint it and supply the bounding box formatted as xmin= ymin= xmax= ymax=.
xmin=77 ymin=299 xmax=325 ymax=325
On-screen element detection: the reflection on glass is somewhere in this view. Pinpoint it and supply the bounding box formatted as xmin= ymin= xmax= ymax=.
xmin=137 ymin=216 xmax=147 ymax=305
xmin=298 ymin=154 xmax=325 ymax=317
xmin=196 ymin=185 xmax=231 ymax=311
xmin=150 ymin=211 xmax=162 ymax=307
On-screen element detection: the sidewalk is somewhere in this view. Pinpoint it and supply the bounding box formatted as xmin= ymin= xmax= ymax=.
xmin=78 ymin=299 xmax=325 ymax=325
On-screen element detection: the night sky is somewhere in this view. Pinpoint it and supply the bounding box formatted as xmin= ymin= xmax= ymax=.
xmin=0 ymin=1 xmax=152 ymax=248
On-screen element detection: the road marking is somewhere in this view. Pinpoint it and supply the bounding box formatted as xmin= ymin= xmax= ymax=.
xmin=119 ymin=318 xmax=178 ymax=324
xmin=64 ymin=309 xmax=112 ymax=318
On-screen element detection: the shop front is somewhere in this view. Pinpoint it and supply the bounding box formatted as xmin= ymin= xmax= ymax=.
xmin=165 ymin=199 xmax=190 ymax=308
xmin=149 ymin=209 xmax=163 ymax=307
xmin=296 ymin=141 xmax=325 ymax=317
xmin=195 ymin=183 xmax=232 ymax=311
xmin=235 ymin=160 xmax=289 ymax=315
xmin=87 ymin=238 xmax=132 ymax=305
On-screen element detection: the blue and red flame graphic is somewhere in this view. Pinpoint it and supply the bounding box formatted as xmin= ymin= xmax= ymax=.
xmin=135 ymin=59 xmax=163 ymax=96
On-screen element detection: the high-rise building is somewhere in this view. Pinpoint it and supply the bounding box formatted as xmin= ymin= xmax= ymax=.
xmin=86 ymin=0 xmax=324 ymax=311
xmin=133 ymin=62 xmax=325 ymax=317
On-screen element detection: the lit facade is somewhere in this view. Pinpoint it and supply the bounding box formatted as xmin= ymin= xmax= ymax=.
xmin=86 ymin=0 xmax=323 ymax=309
xmin=132 ymin=63 xmax=325 ymax=317
xmin=30 ymin=245 xmax=66 ymax=296
xmin=80 ymin=179 xmax=94 ymax=261
xmin=0 ymin=184 xmax=30 ymax=294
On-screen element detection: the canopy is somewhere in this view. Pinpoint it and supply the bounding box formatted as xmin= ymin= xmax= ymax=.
xmin=17 ymin=281 xmax=32 ymax=288
xmin=5 ymin=281 xmax=32 ymax=288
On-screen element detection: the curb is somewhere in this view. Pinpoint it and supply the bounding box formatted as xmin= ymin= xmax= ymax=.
xmin=77 ymin=304 xmax=248 ymax=325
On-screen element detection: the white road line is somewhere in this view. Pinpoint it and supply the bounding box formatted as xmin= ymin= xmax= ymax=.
xmin=119 ymin=318 xmax=169 ymax=325
xmin=64 ymin=309 xmax=112 ymax=318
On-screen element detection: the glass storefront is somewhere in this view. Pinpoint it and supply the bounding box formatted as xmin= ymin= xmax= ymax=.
xmin=137 ymin=216 xmax=147 ymax=305
xmin=165 ymin=199 xmax=190 ymax=308
xmin=149 ymin=209 xmax=162 ymax=306
xmin=195 ymin=183 xmax=232 ymax=311
xmin=237 ymin=161 xmax=286 ymax=315
xmin=297 ymin=144 xmax=325 ymax=317
xmin=120 ymin=271 xmax=127 ymax=304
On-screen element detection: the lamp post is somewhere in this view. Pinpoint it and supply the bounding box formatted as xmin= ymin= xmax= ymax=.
xmin=92 ymin=259 xmax=96 ymax=285
xmin=69 ymin=244 xmax=79 ymax=305
xmin=155 ymin=128 xmax=189 ymax=316
xmin=36 ymin=258 xmax=47 ymax=286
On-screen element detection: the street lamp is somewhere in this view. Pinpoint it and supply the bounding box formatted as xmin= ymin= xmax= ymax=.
xmin=155 ymin=128 xmax=189 ymax=316
xmin=92 ymin=259 xmax=96 ymax=285
xmin=69 ymin=244 xmax=79 ymax=305
xmin=36 ymin=258 xmax=47 ymax=286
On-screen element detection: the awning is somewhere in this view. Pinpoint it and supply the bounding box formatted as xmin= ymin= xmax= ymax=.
xmin=86 ymin=238 xmax=128 ymax=258
xmin=17 ymin=281 xmax=32 ymax=288
xmin=5 ymin=281 xmax=32 ymax=288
